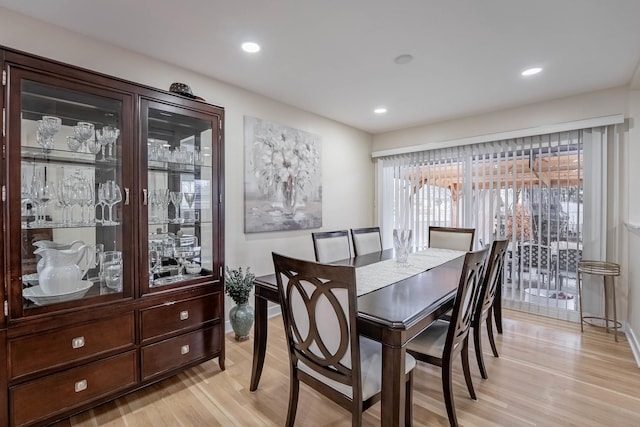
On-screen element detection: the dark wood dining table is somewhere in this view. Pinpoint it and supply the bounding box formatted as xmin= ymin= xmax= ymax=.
xmin=249 ymin=248 xmax=465 ymax=426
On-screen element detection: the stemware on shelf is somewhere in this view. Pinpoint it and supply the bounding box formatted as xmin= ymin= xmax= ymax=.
xmin=183 ymin=192 xmax=196 ymax=223
xmin=101 ymin=181 xmax=122 ymax=225
xmin=72 ymin=121 xmax=95 ymax=154
xmin=148 ymin=190 xmax=158 ymax=222
xmin=66 ymin=136 xmax=82 ymax=152
xmin=96 ymin=126 xmax=120 ymax=161
xmin=30 ymin=167 xmax=53 ymax=224
xmin=36 ymin=116 xmax=62 ymax=152
xmin=55 ymin=178 xmax=72 ymax=225
xmin=169 ymin=191 xmax=183 ymax=224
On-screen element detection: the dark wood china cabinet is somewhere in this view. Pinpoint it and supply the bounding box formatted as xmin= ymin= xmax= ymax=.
xmin=0 ymin=47 xmax=225 ymax=427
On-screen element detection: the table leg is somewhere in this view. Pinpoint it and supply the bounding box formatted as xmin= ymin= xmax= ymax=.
xmin=250 ymin=294 xmax=269 ymax=391
xmin=381 ymin=343 xmax=406 ymax=427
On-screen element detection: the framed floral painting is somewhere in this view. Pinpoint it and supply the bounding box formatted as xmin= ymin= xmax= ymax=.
xmin=244 ymin=116 xmax=322 ymax=232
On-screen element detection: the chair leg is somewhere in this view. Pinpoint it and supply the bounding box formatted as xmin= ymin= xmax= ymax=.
xmin=486 ymin=309 xmax=499 ymax=358
xmin=286 ymin=370 xmax=300 ymax=427
xmin=351 ymin=406 xmax=362 ymax=427
xmin=461 ymin=338 xmax=477 ymax=400
xmin=405 ymin=371 xmax=413 ymax=427
xmin=473 ymin=322 xmax=488 ymax=380
xmin=441 ymin=358 xmax=459 ymax=427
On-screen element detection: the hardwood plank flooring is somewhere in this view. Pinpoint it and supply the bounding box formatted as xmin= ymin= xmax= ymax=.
xmin=51 ymin=310 xmax=640 ymax=426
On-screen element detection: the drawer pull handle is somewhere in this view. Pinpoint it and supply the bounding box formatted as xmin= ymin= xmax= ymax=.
xmin=181 ymin=344 xmax=190 ymax=355
xmin=72 ymin=336 xmax=85 ymax=349
xmin=179 ymin=310 xmax=189 ymax=320
xmin=75 ymin=379 xmax=88 ymax=393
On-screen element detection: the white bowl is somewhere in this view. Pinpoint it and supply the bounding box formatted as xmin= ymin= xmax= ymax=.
xmin=185 ymin=264 xmax=202 ymax=274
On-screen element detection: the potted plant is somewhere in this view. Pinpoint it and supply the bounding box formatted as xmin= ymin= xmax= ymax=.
xmin=224 ymin=266 xmax=256 ymax=341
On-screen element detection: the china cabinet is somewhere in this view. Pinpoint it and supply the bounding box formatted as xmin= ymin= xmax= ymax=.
xmin=0 ymin=47 xmax=224 ymax=426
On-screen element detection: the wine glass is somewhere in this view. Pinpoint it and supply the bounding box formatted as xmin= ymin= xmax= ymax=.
xmin=159 ymin=189 xmax=170 ymax=222
xmin=169 ymin=191 xmax=183 ymax=223
xmin=85 ymin=137 xmax=102 ymax=155
xmin=73 ymin=122 xmax=95 ymax=152
xmin=96 ymin=126 xmax=120 ymax=161
xmin=105 ymin=182 xmax=123 ymax=225
xmin=96 ymin=182 xmax=107 ymax=224
xmin=34 ymin=181 xmax=53 ymax=225
xmin=36 ymin=116 xmax=62 ymax=152
xmin=66 ymin=136 xmax=82 ymax=152
xmin=183 ymin=192 xmax=195 ymax=223
xmin=56 ymin=178 xmax=71 ymax=225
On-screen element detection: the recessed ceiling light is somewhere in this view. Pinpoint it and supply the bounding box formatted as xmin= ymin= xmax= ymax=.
xmin=394 ymin=54 xmax=413 ymax=65
xmin=242 ymin=42 xmax=261 ymax=53
xmin=521 ymin=67 xmax=542 ymax=76
xmin=374 ymin=107 xmax=387 ymax=114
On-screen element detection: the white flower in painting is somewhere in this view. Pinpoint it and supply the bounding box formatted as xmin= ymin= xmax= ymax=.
xmin=253 ymin=121 xmax=319 ymax=195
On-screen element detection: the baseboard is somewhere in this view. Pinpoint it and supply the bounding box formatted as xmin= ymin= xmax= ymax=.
xmin=626 ymin=326 xmax=640 ymax=368
xmin=224 ymin=304 xmax=282 ymax=334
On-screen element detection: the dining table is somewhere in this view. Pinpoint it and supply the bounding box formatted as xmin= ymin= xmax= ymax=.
xmin=249 ymin=248 xmax=466 ymax=426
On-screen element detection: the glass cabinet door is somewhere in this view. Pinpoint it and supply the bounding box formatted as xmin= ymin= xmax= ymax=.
xmin=141 ymin=99 xmax=221 ymax=292
xmin=8 ymin=68 xmax=133 ymax=316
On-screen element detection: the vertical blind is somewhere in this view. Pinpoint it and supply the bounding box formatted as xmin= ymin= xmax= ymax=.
xmin=378 ymin=128 xmax=604 ymax=320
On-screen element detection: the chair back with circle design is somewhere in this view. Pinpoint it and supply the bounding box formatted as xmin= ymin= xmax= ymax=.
xmin=448 ymin=246 xmax=489 ymax=354
xmin=475 ymin=239 xmax=508 ymax=324
xmin=272 ymin=253 xmax=362 ymax=399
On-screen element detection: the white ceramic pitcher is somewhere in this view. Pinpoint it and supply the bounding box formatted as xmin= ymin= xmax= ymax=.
xmin=33 ymin=240 xmax=84 ymax=274
xmin=33 ymin=244 xmax=96 ymax=294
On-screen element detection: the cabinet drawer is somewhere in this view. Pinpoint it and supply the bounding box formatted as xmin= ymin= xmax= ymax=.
xmin=10 ymin=351 xmax=137 ymax=427
xmin=141 ymin=326 xmax=220 ymax=381
xmin=9 ymin=313 xmax=135 ymax=379
xmin=140 ymin=293 xmax=221 ymax=342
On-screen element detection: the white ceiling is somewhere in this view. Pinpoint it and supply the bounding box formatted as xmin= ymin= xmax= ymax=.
xmin=2 ymin=0 xmax=640 ymax=134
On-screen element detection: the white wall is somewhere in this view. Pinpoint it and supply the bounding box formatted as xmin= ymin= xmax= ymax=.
xmin=373 ymin=86 xmax=627 ymax=152
xmin=626 ymin=89 xmax=640 ymax=361
xmin=0 ymin=9 xmax=374 ymax=299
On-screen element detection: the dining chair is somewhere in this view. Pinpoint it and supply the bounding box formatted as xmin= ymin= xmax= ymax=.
xmin=272 ymin=253 xmax=416 ymax=427
xmin=473 ymin=239 xmax=508 ymax=380
xmin=428 ymin=226 xmax=476 ymax=251
xmin=406 ymin=246 xmax=489 ymax=427
xmin=519 ymin=242 xmax=554 ymax=288
xmin=556 ymin=248 xmax=582 ymax=290
xmin=312 ymin=230 xmax=351 ymax=263
xmin=350 ymin=226 xmax=382 ymax=256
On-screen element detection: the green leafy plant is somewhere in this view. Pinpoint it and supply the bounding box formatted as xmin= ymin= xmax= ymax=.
xmin=224 ymin=266 xmax=255 ymax=305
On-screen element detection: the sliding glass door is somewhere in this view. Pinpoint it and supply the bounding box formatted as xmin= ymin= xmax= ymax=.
xmin=378 ymin=129 xmax=595 ymax=320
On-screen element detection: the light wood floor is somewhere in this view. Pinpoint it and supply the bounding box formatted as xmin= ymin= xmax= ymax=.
xmin=52 ymin=310 xmax=640 ymax=427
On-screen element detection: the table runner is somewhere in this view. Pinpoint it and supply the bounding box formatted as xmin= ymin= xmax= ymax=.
xmin=356 ymin=248 xmax=465 ymax=296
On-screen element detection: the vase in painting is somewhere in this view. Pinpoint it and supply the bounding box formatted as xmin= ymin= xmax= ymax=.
xmin=281 ymin=176 xmax=297 ymax=216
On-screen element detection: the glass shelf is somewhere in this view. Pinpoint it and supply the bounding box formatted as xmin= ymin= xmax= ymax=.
xmin=21 ymin=145 xmax=118 ymax=167
xmin=22 ymin=221 xmax=120 ymax=230
xmin=148 ymin=160 xmax=211 ymax=173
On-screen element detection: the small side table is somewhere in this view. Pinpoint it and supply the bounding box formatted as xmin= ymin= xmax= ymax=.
xmin=578 ymin=260 xmax=621 ymax=341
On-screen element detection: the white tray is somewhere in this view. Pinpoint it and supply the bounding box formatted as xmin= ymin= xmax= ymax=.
xmin=23 ymin=281 xmax=93 ymax=306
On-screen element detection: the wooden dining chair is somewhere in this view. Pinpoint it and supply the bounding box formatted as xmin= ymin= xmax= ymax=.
xmin=428 ymin=226 xmax=476 ymax=251
xmin=312 ymin=230 xmax=351 ymax=263
xmin=272 ymin=253 xmax=416 ymax=426
xmin=350 ymin=227 xmax=382 ymax=256
xmin=473 ymin=239 xmax=508 ymax=380
xmin=406 ymin=246 xmax=489 ymax=427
